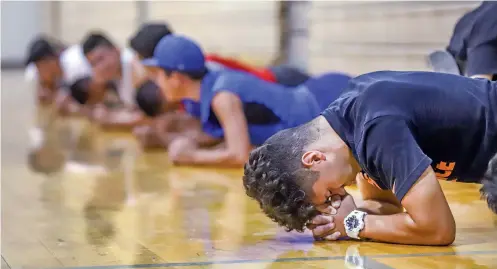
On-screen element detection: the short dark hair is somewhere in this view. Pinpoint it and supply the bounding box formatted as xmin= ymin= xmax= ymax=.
xmin=129 ymin=23 xmax=173 ymax=59
xmin=69 ymin=77 xmax=92 ymax=105
xmin=135 ymin=80 xmax=164 ymax=117
xmin=82 ymin=31 xmax=115 ymax=55
xmin=25 ymin=36 xmax=58 ymax=66
xmin=243 ymin=119 xmax=322 ymax=232
xmin=163 ymin=68 xmax=208 ymax=81
xmin=481 ymin=153 xmax=497 ymax=214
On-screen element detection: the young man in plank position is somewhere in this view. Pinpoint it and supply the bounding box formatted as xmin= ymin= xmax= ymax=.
xmin=70 ymin=32 xmax=152 ymax=131
xmin=243 ymin=71 xmax=497 ymax=245
xmin=138 ymin=35 xmax=351 ymax=166
xmin=25 ymin=36 xmax=100 ymax=116
xmin=128 ymin=22 xmax=312 ymax=149
xmin=429 ymin=1 xmax=497 ymax=80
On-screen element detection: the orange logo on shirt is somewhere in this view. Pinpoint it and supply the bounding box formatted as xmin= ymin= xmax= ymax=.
xmin=435 ymin=161 xmax=456 ymax=180
xmin=363 ymin=173 xmax=381 ymax=189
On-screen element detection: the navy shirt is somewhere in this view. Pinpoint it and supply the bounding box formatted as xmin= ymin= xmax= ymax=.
xmin=322 ymin=71 xmax=497 ymax=201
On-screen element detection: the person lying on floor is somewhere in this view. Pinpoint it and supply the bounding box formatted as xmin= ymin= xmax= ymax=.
xmin=429 ymin=1 xmax=497 ymax=81
xmin=139 ymin=34 xmax=351 ymax=167
xmin=24 ymin=36 xmax=100 ymax=116
xmin=128 ymin=22 xmax=312 ymax=149
xmin=243 ymin=70 xmax=497 ymax=246
xmin=70 ymin=32 xmax=152 ymax=131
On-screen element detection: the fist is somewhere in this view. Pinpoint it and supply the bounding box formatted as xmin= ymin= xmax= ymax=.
xmin=310 ymin=194 xmax=357 ymax=241
xmin=133 ymin=125 xmax=162 ymax=149
xmin=168 ymin=136 xmax=196 ymax=165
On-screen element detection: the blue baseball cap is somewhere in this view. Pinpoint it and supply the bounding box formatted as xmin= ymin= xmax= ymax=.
xmin=142 ymin=34 xmax=206 ymax=73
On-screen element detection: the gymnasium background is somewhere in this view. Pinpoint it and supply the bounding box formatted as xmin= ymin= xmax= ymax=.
xmin=1 ymin=1 xmax=480 ymax=75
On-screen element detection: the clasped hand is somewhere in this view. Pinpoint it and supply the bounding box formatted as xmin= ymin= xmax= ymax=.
xmin=307 ymin=194 xmax=357 ymax=241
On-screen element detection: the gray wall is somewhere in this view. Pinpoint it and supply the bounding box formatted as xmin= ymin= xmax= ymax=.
xmin=1 ymin=1 xmax=481 ymax=74
xmin=308 ymin=1 xmax=479 ymax=74
xmin=1 ymin=1 xmax=46 ymax=66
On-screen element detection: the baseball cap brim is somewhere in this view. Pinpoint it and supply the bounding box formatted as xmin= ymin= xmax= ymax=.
xmin=142 ymin=58 xmax=160 ymax=67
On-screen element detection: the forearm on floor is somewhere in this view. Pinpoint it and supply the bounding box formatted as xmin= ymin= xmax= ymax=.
xmin=156 ymin=132 xmax=183 ymax=148
xmin=98 ymin=117 xmax=145 ymax=130
xmin=185 ymin=130 xmax=222 ymax=148
xmin=359 ymin=212 xmax=454 ymax=245
xmin=190 ymin=148 xmax=245 ymax=168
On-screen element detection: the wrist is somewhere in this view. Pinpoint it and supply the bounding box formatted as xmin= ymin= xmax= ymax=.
xmin=358 ymin=214 xmax=369 ymax=238
xmin=344 ymin=210 xmax=368 ymax=239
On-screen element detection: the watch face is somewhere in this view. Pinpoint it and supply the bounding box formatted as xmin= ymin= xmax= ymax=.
xmin=346 ymin=215 xmax=359 ymax=230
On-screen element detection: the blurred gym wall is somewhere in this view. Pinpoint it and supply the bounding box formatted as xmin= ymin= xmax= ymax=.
xmin=1 ymin=1 xmax=479 ymax=75
xmin=308 ymin=1 xmax=479 ymax=74
xmin=1 ymin=1 xmax=53 ymax=67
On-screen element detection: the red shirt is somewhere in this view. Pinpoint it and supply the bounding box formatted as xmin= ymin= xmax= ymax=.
xmin=205 ymin=54 xmax=277 ymax=82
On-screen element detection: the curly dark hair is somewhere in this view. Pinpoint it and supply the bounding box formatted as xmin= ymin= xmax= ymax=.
xmin=243 ymin=119 xmax=322 ymax=232
xmin=481 ymin=152 xmax=497 ymax=214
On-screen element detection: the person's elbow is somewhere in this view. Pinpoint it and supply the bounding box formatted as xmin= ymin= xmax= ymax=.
xmin=412 ymin=216 xmax=456 ymax=246
xmin=433 ymin=219 xmax=456 ymax=245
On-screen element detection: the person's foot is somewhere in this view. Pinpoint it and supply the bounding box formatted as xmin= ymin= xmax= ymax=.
xmin=427 ymin=50 xmax=462 ymax=75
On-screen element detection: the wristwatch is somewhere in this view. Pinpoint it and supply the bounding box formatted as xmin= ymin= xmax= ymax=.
xmin=344 ymin=210 xmax=367 ymax=239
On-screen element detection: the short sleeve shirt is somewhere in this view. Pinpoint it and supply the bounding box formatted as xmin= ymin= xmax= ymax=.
xmin=321 ymin=71 xmax=497 ymax=201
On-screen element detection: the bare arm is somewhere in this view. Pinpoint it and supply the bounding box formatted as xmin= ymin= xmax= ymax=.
xmin=96 ymin=110 xmax=148 ymax=131
xmin=359 ymin=167 xmax=456 ymax=245
xmin=188 ymin=91 xmax=251 ymax=167
xmin=356 ymin=173 xmax=403 ymax=215
xmin=150 ymin=112 xmax=217 ymax=147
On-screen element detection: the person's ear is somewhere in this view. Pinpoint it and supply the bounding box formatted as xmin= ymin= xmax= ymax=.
xmin=301 ymin=150 xmax=327 ymax=168
xmin=166 ymin=72 xmax=182 ymax=89
xmin=177 ymin=72 xmax=192 ymax=86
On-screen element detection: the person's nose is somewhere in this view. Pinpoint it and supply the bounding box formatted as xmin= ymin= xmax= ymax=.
xmin=332 ymin=187 xmax=346 ymax=196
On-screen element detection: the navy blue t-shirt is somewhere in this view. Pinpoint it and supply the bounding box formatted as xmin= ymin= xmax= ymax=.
xmin=321 ymin=71 xmax=497 ymax=201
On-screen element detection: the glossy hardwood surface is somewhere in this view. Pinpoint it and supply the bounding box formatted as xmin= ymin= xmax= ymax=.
xmin=2 ymin=71 xmax=496 ymax=269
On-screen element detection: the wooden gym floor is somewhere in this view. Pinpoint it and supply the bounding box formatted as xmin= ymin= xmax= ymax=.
xmin=1 ymin=70 xmax=497 ymax=269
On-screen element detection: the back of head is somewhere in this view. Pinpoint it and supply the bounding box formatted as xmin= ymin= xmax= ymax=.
xmin=129 ymin=22 xmax=173 ymax=59
xmin=135 ymin=81 xmax=164 ymax=117
xmin=82 ymin=31 xmax=115 ymax=55
xmin=243 ymin=119 xmax=321 ymax=231
xmin=69 ymin=77 xmax=92 ymax=105
xmin=25 ymin=35 xmax=58 ymax=66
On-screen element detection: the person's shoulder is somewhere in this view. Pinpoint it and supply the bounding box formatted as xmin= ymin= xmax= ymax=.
xmin=25 ymin=63 xmax=38 ymax=82
xmin=60 ymin=45 xmax=92 ymax=84
xmin=60 ymin=45 xmax=90 ymax=68
xmin=121 ymin=47 xmax=137 ymax=64
xmin=214 ymin=70 xmax=252 ymax=87
xmin=60 ymin=45 xmax=83 ymax=61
